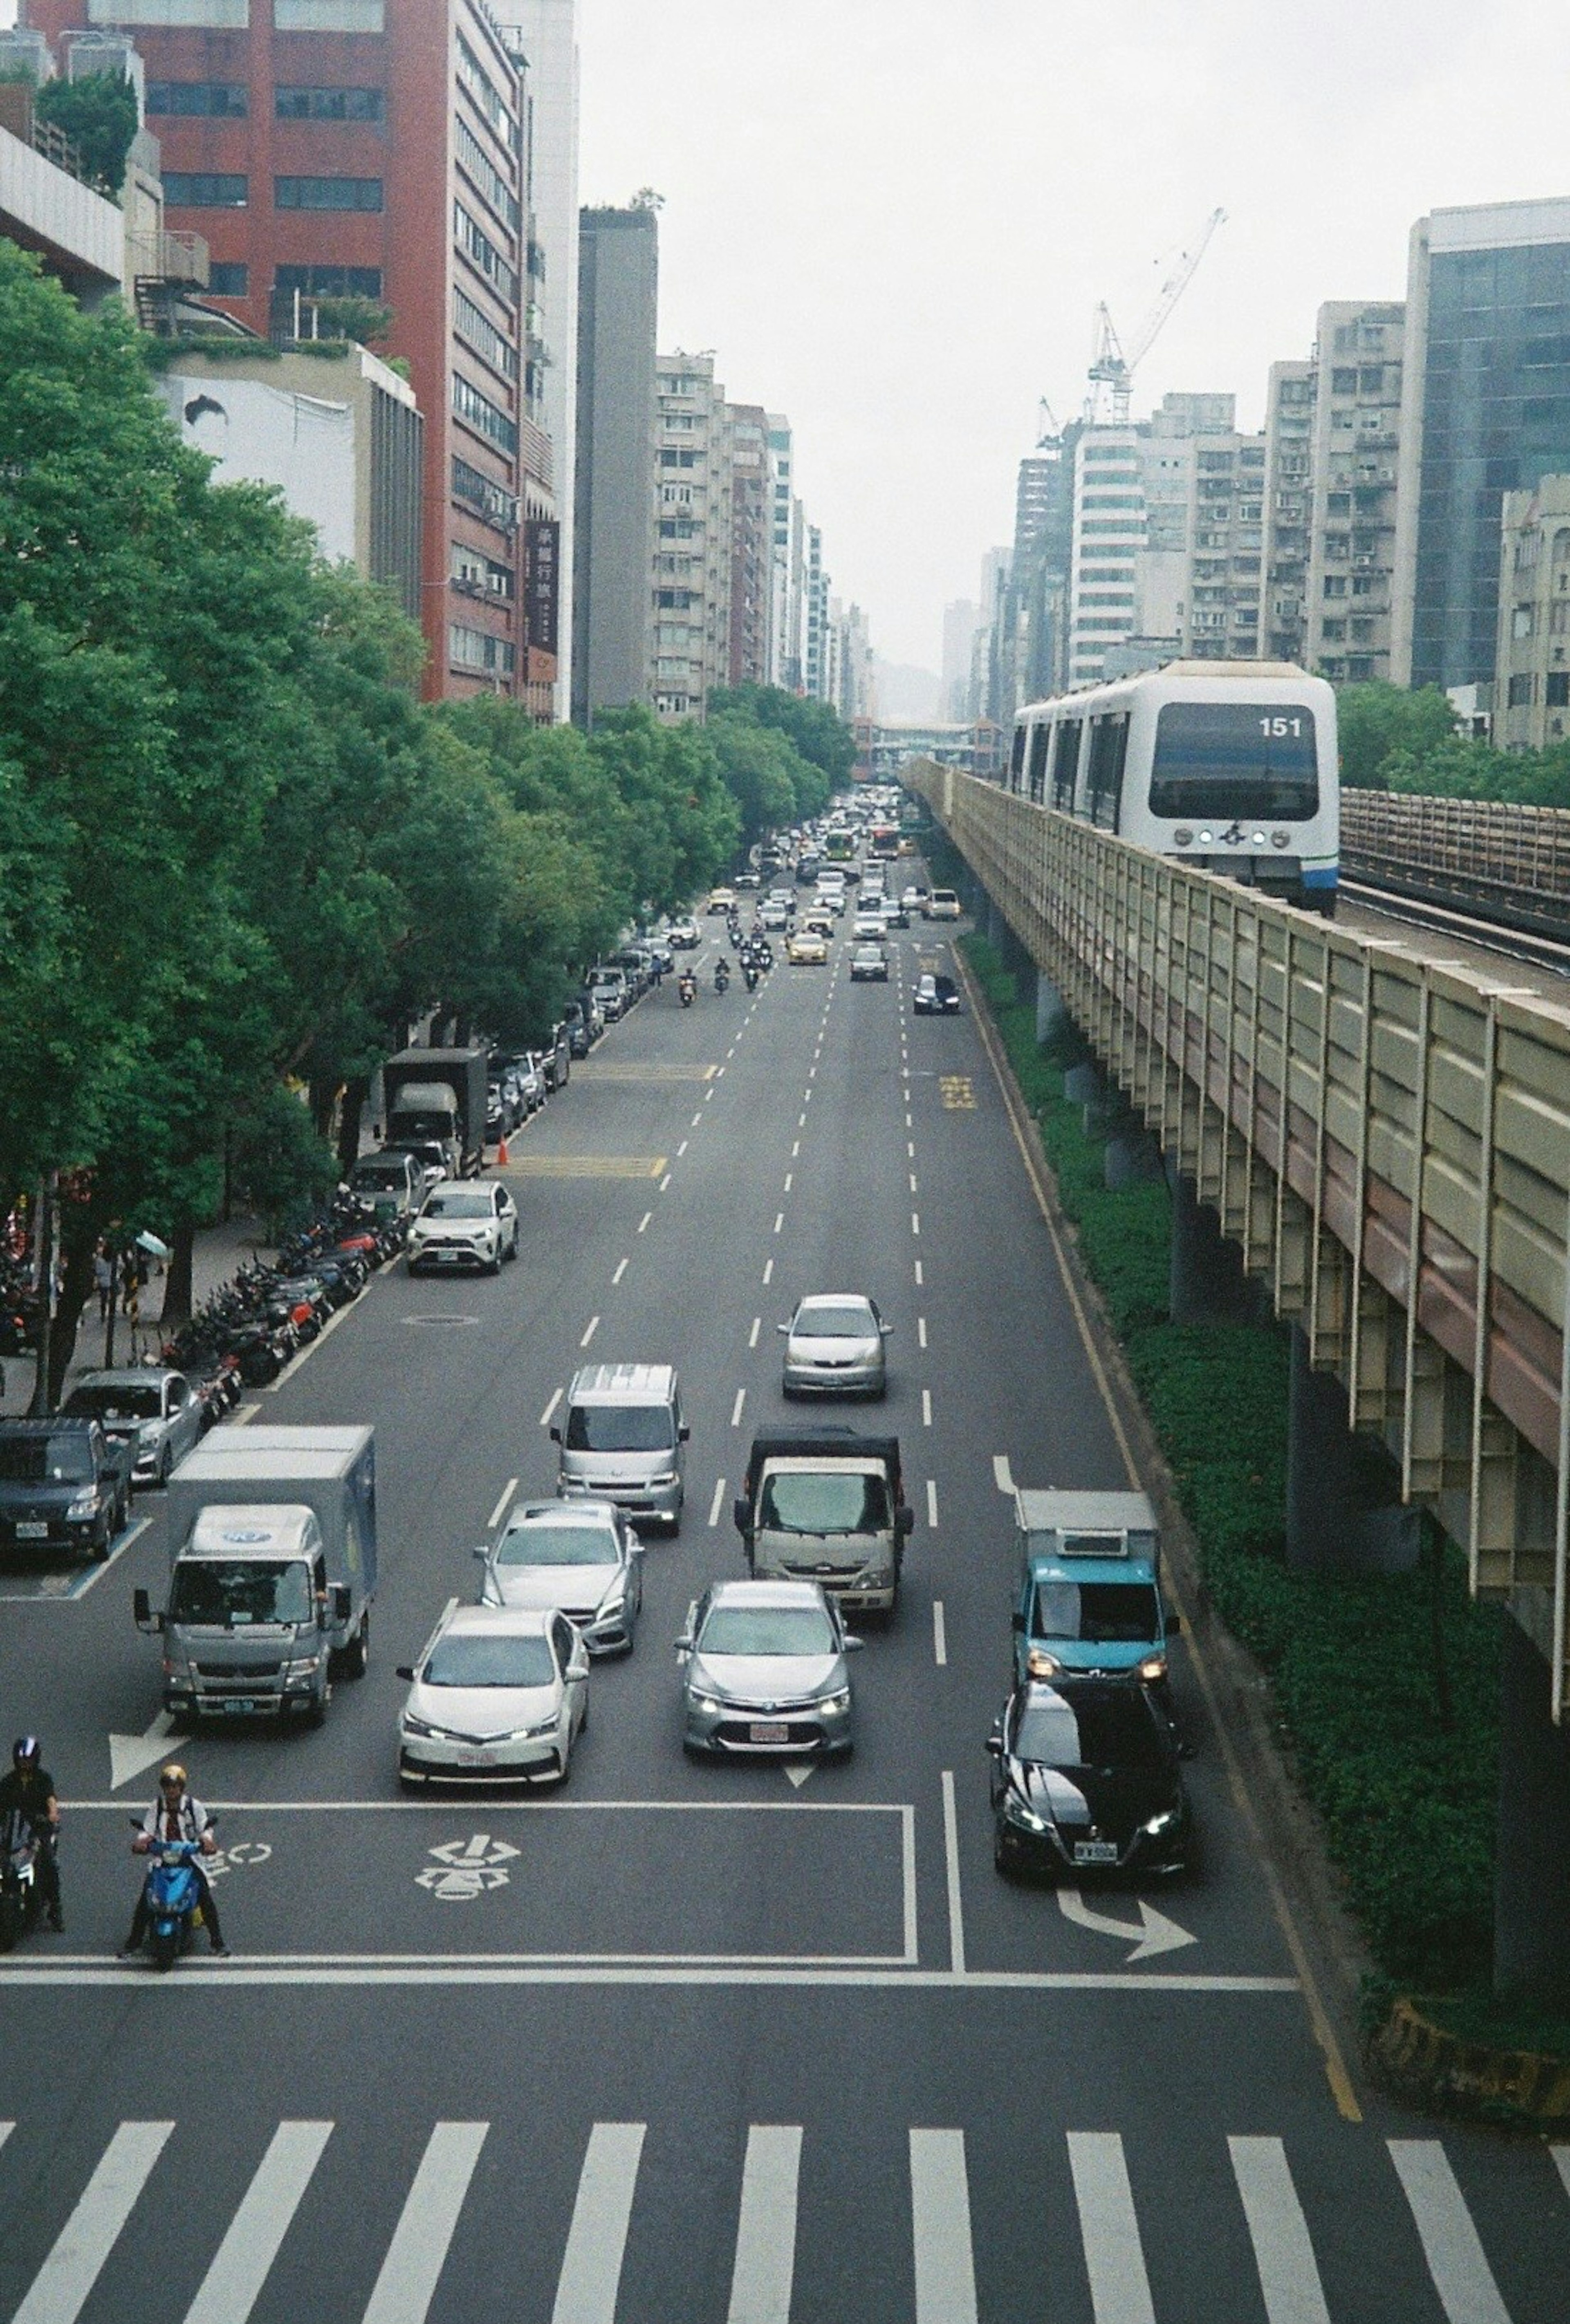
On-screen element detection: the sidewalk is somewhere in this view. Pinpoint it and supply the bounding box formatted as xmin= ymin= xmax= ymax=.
xmin=0 ymin=1214 xmax=279 ymax=1416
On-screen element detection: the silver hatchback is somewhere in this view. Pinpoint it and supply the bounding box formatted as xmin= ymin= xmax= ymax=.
xmin=476 ymin=1497 xmax=644 ymax=1655
xmin=780 ymin=1293 xmax=891 ymax=1398
xmin=677 ymin=1579 xmax=862 ymax=1757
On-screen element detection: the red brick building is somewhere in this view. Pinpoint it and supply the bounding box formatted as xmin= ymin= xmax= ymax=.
xmin=26 ymin=0 xmax=556 ymax=709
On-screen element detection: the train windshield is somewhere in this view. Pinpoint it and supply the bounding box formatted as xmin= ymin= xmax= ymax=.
xmin=1149 ymin=703 xmax=1319 ymax=821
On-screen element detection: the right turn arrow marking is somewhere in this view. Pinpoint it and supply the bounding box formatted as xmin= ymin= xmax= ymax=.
xmin=1056 ymin=1886 xmax=1197 ymax=1962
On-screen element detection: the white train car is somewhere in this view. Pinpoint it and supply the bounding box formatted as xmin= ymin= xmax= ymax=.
xmin=1002 ymin=661 xmax=1339 ymax=914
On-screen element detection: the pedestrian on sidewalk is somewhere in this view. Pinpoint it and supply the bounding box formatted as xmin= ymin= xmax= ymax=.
xmin=94 ymin=1244 xmax=113 ymax=1323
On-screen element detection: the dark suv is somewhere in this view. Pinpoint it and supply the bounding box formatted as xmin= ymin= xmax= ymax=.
xmin=0 ymin=1418 xmax=132 ymax=1562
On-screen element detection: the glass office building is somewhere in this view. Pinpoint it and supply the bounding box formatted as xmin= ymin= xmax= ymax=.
xmin=1395 ymin=199 xmax=1570 ymax=692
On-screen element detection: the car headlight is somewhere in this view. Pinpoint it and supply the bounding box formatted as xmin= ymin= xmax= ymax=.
xmin=67 ymin=1490 xmax=101 ymax=1519
xmin=402 ymin=1713 xmax=440 ymax=1739
xmin=689 ymin=1691 xmax=724 ymax=1715
xmin=817 ymin=1688 xmax=850 ymax=1712
xmin=594 ymin=1590 xmax=626 ymax=1621
xmin=1142 ymin=1808 xmax=1181 ymax=1837
xmin=138 ymin=1422 xmax=161 ymax=1445
xmin=1025 ymin=1646 xmax=1064 ymax=1679
xmin=646 ymin=1470 xmax=677 ymax=1487
xmin=1137 ymin=1655 xmax=1167 ymax=1683
xmin=1003 ymin=1789 xmax=1047 ymax=1833
xmin=511 ymin=1714 xmax=560 ymax=1740
xmin=285 ymin=1658 xmax=321 ymax=1682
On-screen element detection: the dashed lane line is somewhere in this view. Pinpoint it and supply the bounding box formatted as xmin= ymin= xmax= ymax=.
xmin=911 ymin=1213 xmax=921 ymax=1237
xmin=914 ymin=1260 xmax=924 ymax=1286
xmin=918 ymin=1317 xmax=928 ymax=1349
xmin=486 ymin=1478 xmax=518 ymax=1532
xmin=540 ymin=1389 xmax=562 ymax=1430
xmin=763 ymin=1259 xmax=774 ymax=1286
xmin=749 ymin=1318 xmax=761 ymax=1349
xmin=922 ymin=1389 xmax=932 ymax=1428
xmin=612 ymin=1257 xmax=628 ymax=1284
xmin=708 ymin=1478 xmax=727 ymax=1529
xmin=637 ymin=1211 xmax=652 ymax=1234
xmin=933 ymin=1599 xmax=947 ymax=1668
xmin=774 ymin=1213 xmax=785 ymax=1235
xmin=926 ymin=1479 xmax=938 ymax=1529
xmin=580 ymin=1316 xmax=600 ymax=1349
xmin=659 ymin=1174 xmax=672 ymax=1193
xmin=731 ymin=1389 xmax=747 ymax=1429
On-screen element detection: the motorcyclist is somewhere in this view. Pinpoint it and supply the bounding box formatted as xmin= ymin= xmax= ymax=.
xmin=713 ymin=957 xmax=730 ymax=992
xmin=121 ymin=1763 xmax=228 ymax=1958
xmin=677 ymin=970 xmax=696 ymax=1005
xmin=0 ymin=1736 xmax=62 ymax=1931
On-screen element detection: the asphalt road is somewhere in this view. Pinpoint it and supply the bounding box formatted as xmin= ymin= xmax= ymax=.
xmin=0 ymin=899 xmax=1565 ymax=2323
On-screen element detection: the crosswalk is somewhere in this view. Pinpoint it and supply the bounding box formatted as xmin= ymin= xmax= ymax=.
xmin=0 ymin=2117 xmax=1564 ymax=2323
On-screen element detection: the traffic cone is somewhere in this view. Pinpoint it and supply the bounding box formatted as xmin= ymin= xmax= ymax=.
xmin=497 ymin=1135 xmax=510 ymax=1166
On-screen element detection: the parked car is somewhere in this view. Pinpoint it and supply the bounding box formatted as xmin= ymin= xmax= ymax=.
xmin=780 ymin=1293 xmax=891 ymax=1397
xmin=397 ymin=1603 xmax=588 ymax=1786
xmin=476 ymin=1497 xmax=644 ymax=1655
xmin=0 ymin=1417 xmax=130 ymax=1561
xmin=348 ymin=1149 xmax=423 ymax=1219
xmin=588 ymin=968 xmax=628 ymax=1022
xmin=572 ymin=991 xmax=606 ymax=1044
xmin=514 ymin=1055 xmax=546 ymax=1114
xmin=406 ymin=1180 xmax=519 ymax=1274
xmin=485 ymin=1084 xmax=516 ymax=1143
xmin=913 ymin=974 xmax=961 ymax=1015
xmin=987 ymin=1677 xmax=1192 ymax=1880
xmin=561 ymin=1001 xmax=594 ymax=1059
xmin=538 ymin=1024 xmax=571 ymax=1091
xmin=381 ymin=1139 xmax=450 ymax=1195
xmin=676 ymin=1578 xmax=862 ymax=1758
xmin=63 ymin=1367 xmax=204 ymax=1489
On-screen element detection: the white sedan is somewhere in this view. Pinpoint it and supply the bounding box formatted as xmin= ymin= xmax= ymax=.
xmin=406 ymin=1182 xmax=518 ymax=1275
xmin=396 ymin=1603 xmax=588 ymax=1785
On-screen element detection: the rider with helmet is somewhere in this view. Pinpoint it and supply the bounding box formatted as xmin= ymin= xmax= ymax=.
xmin=121 ymin=1764 xmax=228 ymax=1957
xmin=0 ymin=1737 xmax=61 ymax=1931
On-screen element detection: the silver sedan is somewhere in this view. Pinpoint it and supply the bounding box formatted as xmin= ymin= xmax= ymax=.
xmin=475 ymin=1497 xmax=644 ymax=1654
xmin=779 ymin=1293 xmax=891 ymax=1398
xmin=677 ymin=1579 xmax=862 ymax=1758
xmin=62 ymin=1368 xmax=204 ymax=1487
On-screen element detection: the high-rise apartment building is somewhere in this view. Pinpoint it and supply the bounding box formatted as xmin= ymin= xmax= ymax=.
xmin=650 ymin=351 xmax=731 ymax=719
xmin=491 ymin=0 xmax=578 ymax=719
xmin=941 ymin=600 xmax=978 ymax=720
xmin=29 ymin=0 xmax=553 ymax=707
xmin=572 ymin=202 xmax=656 ymax=725
xmin=1395 ymin=198 xmax=1570 ymax=691
xmin=1494 ymin=477 xmax=1570 ymax=749
xmin=1068 ymin=426 xmax=1142 ymax=685
xmin=766 ymin=414 xmax=801 ymax=691
xmin=1180 ymin=428 xmax=1266 ymax=659
xmin=725 ymin=402 xmax=770 ymax=687
xmin=1262 ymin=360 xmax=1315 ymax=661
xmin=804 ymin=523 xmax=829 ymax=701
xmin=1305 ymin=302 xmax=1404 ymax=681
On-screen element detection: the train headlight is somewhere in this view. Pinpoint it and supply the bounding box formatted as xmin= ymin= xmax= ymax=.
xmin=1252 ymin=831 xmax=1267 ymax=845
xmin=1173 ymin=828 xmax=1193 ymax=847
xmin=1271 ymin=830 xmax=1291 ymax=848
xmin=1198 ymin=830 xmax=1214 ymax=846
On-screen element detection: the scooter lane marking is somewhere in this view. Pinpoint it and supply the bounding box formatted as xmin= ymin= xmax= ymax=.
xmin=486 ymin=1479 xmax=518 ymax=1532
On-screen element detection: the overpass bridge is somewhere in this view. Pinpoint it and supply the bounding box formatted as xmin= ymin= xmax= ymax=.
xmin=910 ymin=761 xmax=1570 ymax=1986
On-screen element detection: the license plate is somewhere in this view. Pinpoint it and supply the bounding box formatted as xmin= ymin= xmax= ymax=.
xmin=458 ymin=1748 xmax=492 ymax=1767
xmin=750 ymin=1722 xmax=789 ymax=1744
xmin=222 ymin=1699 xmax=255 ymax=1716
xmin=1073 ymin=1840 xmax=1119 ymax=1866
xmin=13 ymin=1522 xmax=48 ymax=1540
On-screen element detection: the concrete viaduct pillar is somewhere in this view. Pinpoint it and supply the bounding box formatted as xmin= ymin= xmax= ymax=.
xmin=1494 ymin=1614 xmax=1570 ymax=1998
xmin=1283 ymin=1324 xmax=1420 ymax=1573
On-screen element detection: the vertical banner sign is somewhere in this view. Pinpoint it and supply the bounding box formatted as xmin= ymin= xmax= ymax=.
xmin=525 ymin=518 xmax=560 ymax=656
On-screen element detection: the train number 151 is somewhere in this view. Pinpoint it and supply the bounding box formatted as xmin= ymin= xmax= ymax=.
xmin=1259 ymin=715 xmax=1303 ymax=737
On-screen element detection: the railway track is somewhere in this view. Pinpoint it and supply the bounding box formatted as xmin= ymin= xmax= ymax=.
xmin=1339 ymin=873 xmax=1570 ymax=979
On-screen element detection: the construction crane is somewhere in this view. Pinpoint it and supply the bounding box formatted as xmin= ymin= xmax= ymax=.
xmin=1035 ymin=395 xmax=1063 ymax=448
xmin=1085 ymin=207 xmax=1227 ymax=426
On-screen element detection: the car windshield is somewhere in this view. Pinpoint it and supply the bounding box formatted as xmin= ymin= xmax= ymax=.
xmin=65 ymin=1384 xmax=162 ymax=1420
xmin=421 ymin=1190 xmax=493 ymax=1219
xmin=353 ymin=1164 xmax=407 ymax=1190
xmin=565 ymin=1404 xmax=674 ymax=1452
xmin=699 ymin=1605 xmax=837 ymax=1657
xmin=759 ymin=1471 xmax=889 ymax=1534
xmin=0 ymin=1434 xmax=95 ymax=1484
xmin=423 ymin=1634 xmax=556 ymax=1688
xmin=1032 ymin=1580 xmax=1161 ymax=1645
xmin=1014 ymin=1692 xmax=1166 ymax=1770
xmin=497 ymin=1520 xmax=617 ymax=1567
xmin=796 ymin=1304 xmax=875 ymax=1339
xmin=168 ymin=1560 xmax=313 ymax=1627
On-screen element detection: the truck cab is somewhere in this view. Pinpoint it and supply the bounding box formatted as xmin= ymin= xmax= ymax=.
xmin=1011 ymin=1488 xmax=1175 ymax=1685
xmin=735 ymin=1428 xmax=913 ymax=1617
xmin=143 ymin=1504 xmax=343 ymax=1725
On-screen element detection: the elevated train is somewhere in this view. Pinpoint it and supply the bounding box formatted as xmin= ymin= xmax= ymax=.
xmin=1000 ymin=661 xmax=1338 ymax=914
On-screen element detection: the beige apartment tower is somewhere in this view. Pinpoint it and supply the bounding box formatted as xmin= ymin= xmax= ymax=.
xmin=1494 ymin=477 xmax=1570 ymax=750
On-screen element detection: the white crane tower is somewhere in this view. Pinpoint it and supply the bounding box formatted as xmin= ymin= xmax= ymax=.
xmin=1083 ymin=207 xmax=1227 ymax=426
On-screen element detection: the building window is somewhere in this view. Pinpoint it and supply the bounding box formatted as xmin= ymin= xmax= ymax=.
xmin=451 ymin=457 xmax=518 ymax=531
xmin=276 ymin=176 xmax=383 ymax=211
xmin=454 ymin=202 xmax=518 ymax=304
xmin=163 ymin=173 xmax=248 ymax=206
xmin=88 ymin=0 xmax=249 ymax=22
xmin=452 ymin=543 xmax=515 ymax=601
xmin=1323 ymin=575 xmax=1348 ymax=599
xmin=659 ymin=450 xmax=698 ymax=469
xmin=454 ymin=289 xmax=518 ymax=381
xmin=275 ymin=264 xmax=383 ymax=299
xmin=274 ymin=0 xmax=384 ymax=27
xmin=452 ymin=372 xmax=517 ymax=455
xmin=449 ymin=624 xmax=516 ymax=677
xmin=146 ymin=81 xmax=247 ymax=115
xmin=208 ymin=261 xmax=249 ymax=295
xmin=1512 ymin=603 xmax=1537 ymax=639
xmin=275 ymin=86 xmax=386 ymax=121
xmin=1507 ymin=673 xmax=1536 ymax=707
xmin=1547 ymin=671 xmax=1570 ymax=706
xmin=455 ymin=117 xmax=519 ymax=234
xmin=455 ymin=31 xmax=519 ymax=153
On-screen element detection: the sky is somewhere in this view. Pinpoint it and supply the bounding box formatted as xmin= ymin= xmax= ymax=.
xmin=576 ymin=0 xmax=1570 ymax=671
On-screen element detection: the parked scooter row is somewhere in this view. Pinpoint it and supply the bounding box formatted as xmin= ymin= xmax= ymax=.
xmin=160 ymin=1193 xmax=404 ymax=1392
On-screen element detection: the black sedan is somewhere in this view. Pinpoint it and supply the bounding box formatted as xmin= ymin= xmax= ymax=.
xmin=987 ymin=1678 xmax=1191 ymax=1880
xmin=913 ymin=973 xmax=960 ymax=1015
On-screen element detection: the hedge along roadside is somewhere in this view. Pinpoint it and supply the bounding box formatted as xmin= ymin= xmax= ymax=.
xmin=958 ymin=930 xmax=1512 ymax=2013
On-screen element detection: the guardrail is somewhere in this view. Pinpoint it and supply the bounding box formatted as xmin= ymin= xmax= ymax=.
xmin=1342 ymin=789 xmax=1570 ymax=940
xmin=913 ymin=761 xmax=1570 ymax=1716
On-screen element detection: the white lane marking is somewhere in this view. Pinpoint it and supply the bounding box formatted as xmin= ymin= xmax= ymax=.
xmin=782 ymin=1173 xmax=792 ymax=1192
xmin=1067 ymin=2132 xmax=1156 ymax=2324
xmin=1227 ymin=2137 xmax=1332 ymax=2324
xmin=749 ymin=1317 xmax=761 ymax=1349
xmin=486 ymin=1478 xmax=518 ymax=1533
xmin=612 ymin=1256 xmax=628 ymax=1284
xmin=264 ymin=1290 xmax=358 ymax=1392
xmin=108 ymin=1709 xmax=175 ymax=1792
xmin=992 ymin=1453 xmax=1014 ymax=1496
xmin=234 ymin=1402 xmax=260 ymax=1425
xmin=731 ymin=1389 xmax=746 ymax=1429
xmin=932 ymin=1599 xmax=947 ymax=1667
xmin=922 ymin=1388 xmax=932 ymax=1428
xmin=692 ymin=1112 xmax=703 ymax=1128
xmin=909 ymin=1174 xmax=919 ymax=1195
xmin=803 ymin=1089 xmax=811 ymax=1103
xmin=914 ymin=1259 xmax=924 ymax=1285
xmin=909 ymin=2130 xmax=978 ymax=2324
xmin=708 ymin=1478 xmax=727 ymax=1529
xmin=1057 ymin=1891 xmax=1195 ymax=1962
xmin=798 ymin=1114 xmax=807 ymax=1128
xmin=706 ymin=1089 xmax=715 ymax=1103
xmin=774 ymin=1212 xmax=785 ymax=1235
xmin=918 ymin=1316 xmax=928 ymax=1349
xmin=763 ymin=1259 xmax=774 ymax=1286
xmin=727 ymin=2126 xmax=801 ymax=2324
xmin=659 ymin=1173 xmax=672 ymax=1192
xmin=807 ymin=1067 xmax=816 ymax=1080
xmin=783 ymin=1764 xmax=813 ymax=1791
xmin=580 ymin=1315 xmax=600 ymax=1349
xmin=2 ymin=1961 xmax=1297 ymax=1991
xmin=906 ymin=1112 xmax=913 ymax=1128
xmin=716 ymin=1066 xmax=726 ymax=1079
xmin=676 ymin=1142 xmax=688 ymax=1159
xmin=791 ymin=1141 xmax=800 ymax=1159
xmin=183 ymin=2121 xmax=334 ymax=2324
xmin=637 ymin=1211 xmax=652 ymax=1234
xmin=911 ymin=1212 xmax=921 ymax=1236
xmin=540 ymin=1389 xmax=562 ymax=1430
xmin=1554 ymin=2146 xmax=1570 ymax=2203
xmin=363 ymin=2122 xmax=488 ymax=2324
xmin=940 ymin=1770 xmax=965 ymax=1976
xmin=1388 ymin=2141 xmax=1512 ymax=2324
xmin=14 ymin=2120 xmax=174 ymax=2324
xmin=908 ymin=1141 xmax=915 ymax=1159
xmin=551 ymin=2122 xmax=646 ymax=2324
xmin=926 ymin=1479 xmax=938 ymax=1528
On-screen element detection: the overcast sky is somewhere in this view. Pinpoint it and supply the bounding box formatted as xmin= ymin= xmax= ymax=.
xmin=579 ymin=0 xmax=1570 ymax=671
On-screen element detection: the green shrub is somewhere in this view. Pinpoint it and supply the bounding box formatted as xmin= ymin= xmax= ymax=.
xmin=961 ymin=930 xmax=1504 ymax=1994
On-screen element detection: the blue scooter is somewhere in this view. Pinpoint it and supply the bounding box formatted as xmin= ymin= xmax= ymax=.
xmin=130 ymin=1818 xmax=215 ymax=1972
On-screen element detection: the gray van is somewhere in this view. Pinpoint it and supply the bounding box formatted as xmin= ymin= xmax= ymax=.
xmin=552 ymin=1363 xmax=687 ymax=1531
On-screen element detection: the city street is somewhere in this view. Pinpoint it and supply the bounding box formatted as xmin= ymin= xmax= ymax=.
xmin=0 ymin=914 xmax=1564 ymax=2324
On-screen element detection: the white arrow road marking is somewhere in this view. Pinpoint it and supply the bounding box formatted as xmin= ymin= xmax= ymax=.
xmin=992 ymin=1454 xmax=1015 ymax=1496
xmin=109 ymin=1710 xmax=175 ymax=1791
xmin=783 ymin=1764 xmax=813 ymax=1789
xmin=1056 ymin=1888 xmax=1197 ymax=1962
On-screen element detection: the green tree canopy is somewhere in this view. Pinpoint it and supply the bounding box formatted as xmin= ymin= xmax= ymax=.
xmin=35 ymin=71 xmax=139 ymax=196
xmin=1336 ymin=681 xmax=1458 ymax=789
